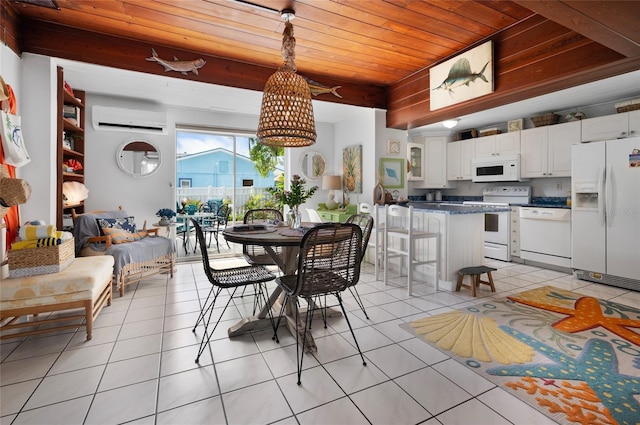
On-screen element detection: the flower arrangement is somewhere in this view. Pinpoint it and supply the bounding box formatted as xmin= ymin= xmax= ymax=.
xmin=268 ymin=174 xmax=318 ymax=208
xmin=156 ymin=208 xmax=176 ymax=219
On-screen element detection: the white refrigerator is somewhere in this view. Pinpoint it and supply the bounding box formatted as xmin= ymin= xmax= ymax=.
xmin=571 ymin=137 xmax=640 ymax=290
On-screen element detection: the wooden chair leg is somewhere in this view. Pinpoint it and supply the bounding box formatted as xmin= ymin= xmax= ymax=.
xmin=456 ymin=273 xmax=463 ymax=291
xmin=486 ymin=271 xmax=496 ymax=292
xmin=471 ymin=275 xmax=477 ymax=297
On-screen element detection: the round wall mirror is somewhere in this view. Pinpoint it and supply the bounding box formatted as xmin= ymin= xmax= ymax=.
xmin=299 ymin=151 xmax=325 ymax=181
xmin=116 ymin=140 xmax=161 ymax=178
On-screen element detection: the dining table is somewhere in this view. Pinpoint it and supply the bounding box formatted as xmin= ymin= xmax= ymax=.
xmin=222 ymin=222 xmax=341 ymax=353
xmin=176 ymin=212 xmax=216 ymax=252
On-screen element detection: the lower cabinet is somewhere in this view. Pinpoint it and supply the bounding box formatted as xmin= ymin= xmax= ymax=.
xmin=510 ymin=206 xmax=520 ymax=258
xmin=317 ymin=205 xmax=357 ymax=222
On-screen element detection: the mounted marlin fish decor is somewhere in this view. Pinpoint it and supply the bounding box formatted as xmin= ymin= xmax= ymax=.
xmin=146 ymin=49 xmax=206 ymax=76
xmin=429 ymin=41 xmax=493 ymax=111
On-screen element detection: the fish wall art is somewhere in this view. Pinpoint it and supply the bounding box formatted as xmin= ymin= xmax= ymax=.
xmin=429 ymin=41 xmax=494 ymax=111
xmin=302 ymin=76 xmax=342 ymax=98
xmin=146 ymin=48 xmax=206 ymax=76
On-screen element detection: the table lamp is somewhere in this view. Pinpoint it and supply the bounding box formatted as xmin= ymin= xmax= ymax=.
xmin=322 ymin=175 xmax=342 ymax=210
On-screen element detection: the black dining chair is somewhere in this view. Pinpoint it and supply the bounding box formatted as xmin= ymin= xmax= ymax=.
xmin=272 ymin=223 xmax=366 ymax=385
xmin=190 ymin=219 xmax=276 ymax=363
xmin=345 ymin=213 xmax=374 ymax=319
xmin=201 ymin=203 xmax=232 ymax=253
xmin=242 ymin=208 xmax=284 ymax=266
xmin=239 ymin=208 xmax=284 ymax=313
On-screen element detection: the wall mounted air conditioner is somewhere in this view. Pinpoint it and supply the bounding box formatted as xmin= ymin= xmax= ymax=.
xmin=92 ymin=105 xmax=168 ymax=135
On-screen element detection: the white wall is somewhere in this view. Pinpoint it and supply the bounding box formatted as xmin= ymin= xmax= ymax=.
xmin=287 ymin=121 xmax=336 ymax=218
xmin=333 ymin=108 xmax=377 ymax=206
xmin=3 ymin=53 xmax=59 ymax=224
xmin=86 ymin=95 xmax=337 ymax=226
xmin=374 ymin=109 xmax=408 ymax=201
xmin=0 ymin=45 xmax=21 ymax=110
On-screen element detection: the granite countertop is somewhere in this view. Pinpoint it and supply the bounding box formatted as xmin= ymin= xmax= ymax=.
xmin=407 ymin=196 xmax=571 ymax=210
xmin=407 ymin=202 xmax=511 ymax=214
xmin=524 ymin=198 xmax=572 ymax=209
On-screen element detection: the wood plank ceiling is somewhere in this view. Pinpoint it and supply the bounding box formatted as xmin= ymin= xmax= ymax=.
xmin=4 ymin=0 xmax=640 ymax=130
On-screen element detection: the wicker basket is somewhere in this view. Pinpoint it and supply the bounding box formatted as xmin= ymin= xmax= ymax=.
xmin=8 ymin=237 xmax=75 ymax=278
xmin=480 ymin=128 xmax=501 ymax=137
xmin=615 ymin=99 xmax=640 ymax=113
xmin=531 ymin=113 xmax=560 ymax=127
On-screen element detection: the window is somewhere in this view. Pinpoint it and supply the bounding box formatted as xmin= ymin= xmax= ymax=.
xmin=175 ymin=127 xmax=284 ymax=225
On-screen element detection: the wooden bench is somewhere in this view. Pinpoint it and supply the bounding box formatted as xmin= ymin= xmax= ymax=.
xmin=0 ymin=256 xmax=114 ymax=340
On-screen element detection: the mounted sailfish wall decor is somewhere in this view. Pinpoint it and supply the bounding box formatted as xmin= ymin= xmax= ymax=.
xmin=429 ymin=41 xmax=493 ymax=111
xmin=146 ymin=48 xmax=206 ymax=76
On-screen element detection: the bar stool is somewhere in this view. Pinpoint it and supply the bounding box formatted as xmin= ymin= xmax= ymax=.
xmin=456 ymin=266 xmax=497 ymax=297
xmin=383 ymin=205 xmax=440 ymax=295
xmin=372 ymin=204 xmax=386 ymax=281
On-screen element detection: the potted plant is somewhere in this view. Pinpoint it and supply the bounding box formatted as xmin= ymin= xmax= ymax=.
xmin=184 ymin=199 xmax=201 ymax=215
xmin=268 ymin=175 xmax=318 ymax=229
xmin=156 ymin=208 xmax=176 ymax=225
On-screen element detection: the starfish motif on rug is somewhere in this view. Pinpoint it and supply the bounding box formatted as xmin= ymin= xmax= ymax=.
xmin=488 ymin=329 xmax=640 ymax=425
xmin=509 ymin=295 xmax=640 ymax=346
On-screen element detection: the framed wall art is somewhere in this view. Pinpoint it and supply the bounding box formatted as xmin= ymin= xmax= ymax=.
xmin=342 ymin=144 xmax=362 ymax=194
xmin=430 ymin=40 xmax=494 ymax=111
xmin=379 ymin=157 xmax=404 ymax=189
xmin=386 ymin=138 xmax=401 ymax=155
xmin=508 ymin=119 xmax=523 ymax=132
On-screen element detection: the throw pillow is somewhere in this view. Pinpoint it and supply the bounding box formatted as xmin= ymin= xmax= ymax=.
xmin=96 ymin=216 xmax=136 ymax=235
xmin=103 ymin=227 xmax=148 ymax=244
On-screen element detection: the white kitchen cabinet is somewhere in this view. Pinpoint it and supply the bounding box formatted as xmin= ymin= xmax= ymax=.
xmin=548 ymin=120 xmax=580 ymax=176
xmin=422 ymin=137 xmax=457 ymax=188
xmin=580 ymin=111 xmax=635 ymax=142
xmin=407 ymin=142 xmax=423 ymax=181
xmin=629 ymin=109 xmax=640 ymax=136
xmin=521 ymin=121 xmax=580 ymax=178
xmin=510 ymin=206 xmax=520 ymax=258
xmin=474 ymin=131 xmax=520 ymax=157
xmin=446 ymin=139 xmax=473 ymax=180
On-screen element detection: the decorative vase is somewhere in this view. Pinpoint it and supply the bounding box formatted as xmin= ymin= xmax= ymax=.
xmin=159 ymin=216 xmax=170 ymax=226
xmin=288 ymin=205 xmax=301 ymax=229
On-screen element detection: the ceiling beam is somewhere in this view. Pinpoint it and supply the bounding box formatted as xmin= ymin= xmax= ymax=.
xmin=514 ymin=0 xmax=640 ymax=58
xmin=20 ymin=18 xmax=387 ymax=110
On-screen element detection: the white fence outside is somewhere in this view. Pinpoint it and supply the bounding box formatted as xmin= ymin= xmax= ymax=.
xmin=176 ymin=186 xmax=276 ymax=218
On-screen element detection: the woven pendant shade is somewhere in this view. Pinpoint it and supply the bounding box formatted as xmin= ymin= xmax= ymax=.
xmin=257 ymin=18 xmax=316 ymax=147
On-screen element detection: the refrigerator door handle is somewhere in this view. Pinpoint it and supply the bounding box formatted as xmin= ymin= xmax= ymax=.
xmin=605 ymin=163 xmax=613 ymax=227
xmin=598 ymin=165 xmax=606 ymax=226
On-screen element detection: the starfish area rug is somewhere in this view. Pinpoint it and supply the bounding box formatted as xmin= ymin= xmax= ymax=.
xmin=404 ymin=286 xmax=640 ymax=425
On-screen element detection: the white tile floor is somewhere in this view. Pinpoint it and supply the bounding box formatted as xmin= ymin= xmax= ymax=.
xmin=2 ymin=258 xmax=637 ymax=425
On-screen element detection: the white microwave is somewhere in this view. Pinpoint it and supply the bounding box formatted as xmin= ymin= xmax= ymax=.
xmin=471 ymin=154 xmax=523 ymax=182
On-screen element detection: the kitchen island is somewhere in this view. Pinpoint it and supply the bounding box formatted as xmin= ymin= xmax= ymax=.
xmin=378 ymin=202 xmax=510 ymax=292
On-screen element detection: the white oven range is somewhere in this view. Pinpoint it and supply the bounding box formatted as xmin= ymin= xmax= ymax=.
xmin=464 ymin=186 xmax=531 ymax=261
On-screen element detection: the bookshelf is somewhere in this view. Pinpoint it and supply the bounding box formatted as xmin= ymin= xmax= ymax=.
xmin=56 ymin=66 xmax=86 ymax=230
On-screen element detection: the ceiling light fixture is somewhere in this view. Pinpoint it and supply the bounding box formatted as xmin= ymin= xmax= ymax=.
xmin=442 ymin=119 xmax=459 ymax=129
xmin=256 ymin=9 xmax=316 ymax=148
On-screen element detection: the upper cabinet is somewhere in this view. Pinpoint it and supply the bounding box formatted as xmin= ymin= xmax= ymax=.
xmin=520 ymin=121 xmax=580 ymax=178
xmin=421 ymin=137 xmax=457 ymax=189
xmin=474 ymin=132 xmax=520 ymax=157
xmin=581 ymin=111 xmax=639 ymax=142
xmin=446 ymin=139 xmax=474 ymax=181
xmin=56 ymin=67 xmax=85 ymax=229
xmin=407 ymin=142 xmax=424 ymax=181
xmin=628 ymin=109 xmax=639 ymax=136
